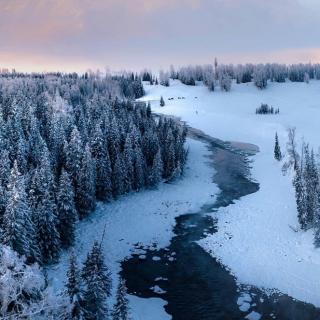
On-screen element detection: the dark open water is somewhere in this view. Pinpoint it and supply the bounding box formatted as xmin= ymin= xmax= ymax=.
xmin=122 ymin=128 xmax=320 ymax=320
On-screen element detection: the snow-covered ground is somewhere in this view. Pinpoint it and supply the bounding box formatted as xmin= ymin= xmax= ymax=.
xmin=140 ymin=79 xmax=320 ymax=307
xmin=48 ymin=138 xmax=217 ymax=319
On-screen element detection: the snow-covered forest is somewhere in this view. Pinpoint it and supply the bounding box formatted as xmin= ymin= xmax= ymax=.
xmin=3 ymin=61 xmax=320 ymax=319
xmin=153 ymin=62 xmax=320 ymax=92
xmin=0 ymin=71 xmax=187 ymax=319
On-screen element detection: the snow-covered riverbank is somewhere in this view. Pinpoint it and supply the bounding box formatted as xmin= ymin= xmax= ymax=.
xmin=48 ymin=138 xmax=218 ymax=319
xmin=141 ymin=79 xmax=320 ymax=307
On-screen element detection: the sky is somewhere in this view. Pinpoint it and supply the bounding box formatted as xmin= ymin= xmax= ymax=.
xmin=1 ymin=0 xmax=320 ymax=72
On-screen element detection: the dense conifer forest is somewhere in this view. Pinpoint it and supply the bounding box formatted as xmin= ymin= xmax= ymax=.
xmin=0 ymin=71 xmax=187 ymax=318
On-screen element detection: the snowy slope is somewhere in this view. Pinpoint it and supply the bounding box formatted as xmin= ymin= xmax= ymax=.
xmin=47 ymin=138 xmax=217 ymax=319
xmin=139 ymin=80 xmax=320 ymax=307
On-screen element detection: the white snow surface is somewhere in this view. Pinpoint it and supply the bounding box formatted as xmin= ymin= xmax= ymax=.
xmin=139 ymin=80 xmax=320 ymax=307
xmin=128 ymin=295 xmax=170 ymax=320
xmin=48 ymin=138 xmax=217 ymax=319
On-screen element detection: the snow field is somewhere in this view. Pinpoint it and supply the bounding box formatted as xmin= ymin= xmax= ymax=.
xmin=48 ymin=137 xmax=218 ymax=319
xmin=141 ymin=79 xmax=320 ymax=307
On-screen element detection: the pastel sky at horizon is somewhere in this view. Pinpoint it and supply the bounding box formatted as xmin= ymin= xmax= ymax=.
xmin=1 ymin=0 xmax=320 ymax=72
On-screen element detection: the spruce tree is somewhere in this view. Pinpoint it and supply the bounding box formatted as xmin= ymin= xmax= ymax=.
xmin=2 ymin=161 xmax=39 ymax=261
xmin=294 ymin=164 xmax=307 ymax=229
xmin=146 ymin=102 xmax=152 ymax=118
xmin=160 ymin=96 xmax=165 ymax=107
xmin=30 ymin=149 xmax=60 ymax=263
xmin=0 ymin=150 xmax=11 ymax=187
xmin=112 ymin=279 xmax=130 ymax=320
xmin=76 ymin=144 xmax=96 ymax=218
xmin=112 ymin=153 xmax=125 ymax=197
xmin=274 ymin=132 xmax=282 ymax=161
xmin=57 ymin=169 xmax=77 ymax=247
xmin=123 ymin=136 xmax=134 ymax=193
xmin=81 ymin=241 xmax=112 ymax=320
xmin=66 ymin=251 xmax=84 ymax=320
xmin=148 ymin=149 xmax=163 ymax=187
xmin=91 ymin=123 xmax=112 ymax=200
xmin=65 ymin=127 xmax=83 ymax=182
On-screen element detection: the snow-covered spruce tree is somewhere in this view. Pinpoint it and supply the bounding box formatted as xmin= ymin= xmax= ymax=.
xmin=112 ymin=152 xmax=126 ymax=198
xmin=303 ymin=147 xmax=319 ymax=228
xmin=90 ymin=123 xmax=112 ymax=201
xmin=147 ymin=101 xmax=152 ymax=117
xmin=293 ymin=162 xmax=307 ymax=229
xmin=29 ymin=148 xmax=60 ymax=263
xmin=0 ymin=149 xmax=10 ymax=188
xmin=112 ymin=278 xmax=130 ymax=320
xmin=65 ymin=127 xmax=83 ymax=186
xmin=57 ymin=169 xmax=77 ymax=247
xmin=147 ymin=148 xmax=163 ymax=187
xmin=160 ymin=96 xmax=165 ymax=107
xmin=274 ymin=132 xmax=282 ymax=161
xmin=65 ymin=251 xmax=84 ymax=320
xmin=123 ymin=136 xmax=134 ymax=193
xmin=2 ymin=161 xmax=39 ymax=262
xmin=76 ymin=144 xmax=96 ymax=218
xmin=81 ymin=241 xmax=112 ymax=320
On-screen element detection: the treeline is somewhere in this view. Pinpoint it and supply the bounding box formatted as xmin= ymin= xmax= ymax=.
xmin=149 ymin=62 xmax=320 ymax=91
xmin=0 ymin=72 xmax=187 ymax=267
xmin=284 ymin=129 xmax=320 ymax=245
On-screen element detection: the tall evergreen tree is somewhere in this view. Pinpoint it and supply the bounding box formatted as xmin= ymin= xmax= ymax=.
xmin=2 ymin=161 xmax=39 ymax=261
xmin=30 ymin=149 xmax=60 ymax=263
xmin=294 ymin=164 xmax=307 ymax=229
xmin=65 ymin=127 xmax=83 ymax=181
xmin=274 ymin=132 xmax=282 ymax=161
xmin=160 ymin=96 xmax=165 ymax=107
xmin=112 ymin=279 xmax=130 ymax=320
xmin=81 ymin=241 xmax=112 ymax=320
xmin=57 ymin=169 xmax=77 ymax=247
xmin=66 ymin=251 xmax=84 ymax=320
xmin=0 ymin=150 xmax=11 ymax=187
xmin=76 ymin=144 xmax=96 ymax=218
xmin=91 ymin=124 xmax=112 ymax=201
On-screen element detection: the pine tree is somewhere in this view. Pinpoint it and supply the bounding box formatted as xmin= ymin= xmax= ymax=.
xmin=76 ymin=144 xmax=96 ymax=218
xmin=133 ymin=147 xmax=146 ymax=190
xmin=81 ymin=241 xmax=112 ymax=320
xmin=123 ymin=136 xmax=134 ymax=193
xmin=160 ymin=96 xmax=165 ymax=107
xmin=57 ymin=169 xmax=77 ymax=247
xmin=146 ymin=102 xmax=152 ymax=118
xmin=65 ymin=127 xmax=83 ymax=181
xmin=274 ymin=132 xmax=282 ymax=161
xmin=30 ymin=149 xmax=60 ymax=263
xmin=66 ymin=251 xmax=84 ymax=320
xmin=0 ymin=149 xmax=11 ymax=187
xmin=112 ymin=279 xmax=130 ymax=320
xmin=294 ymin=164 xmax=306 ymax=229
xmin=91 ymin=123 xmax=112 ymax=200
xmin=304 ymin=148 xmax=319 ymax=227
xmin=147 ymin=148 xmax=163 ymax=187
xmin=2 ymin=161 xmax=39 ymax=262
xmin=163 ymin=130 xmax=176 ymax=179
xmin=112 ymin=153 xmax=125 ymax=197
